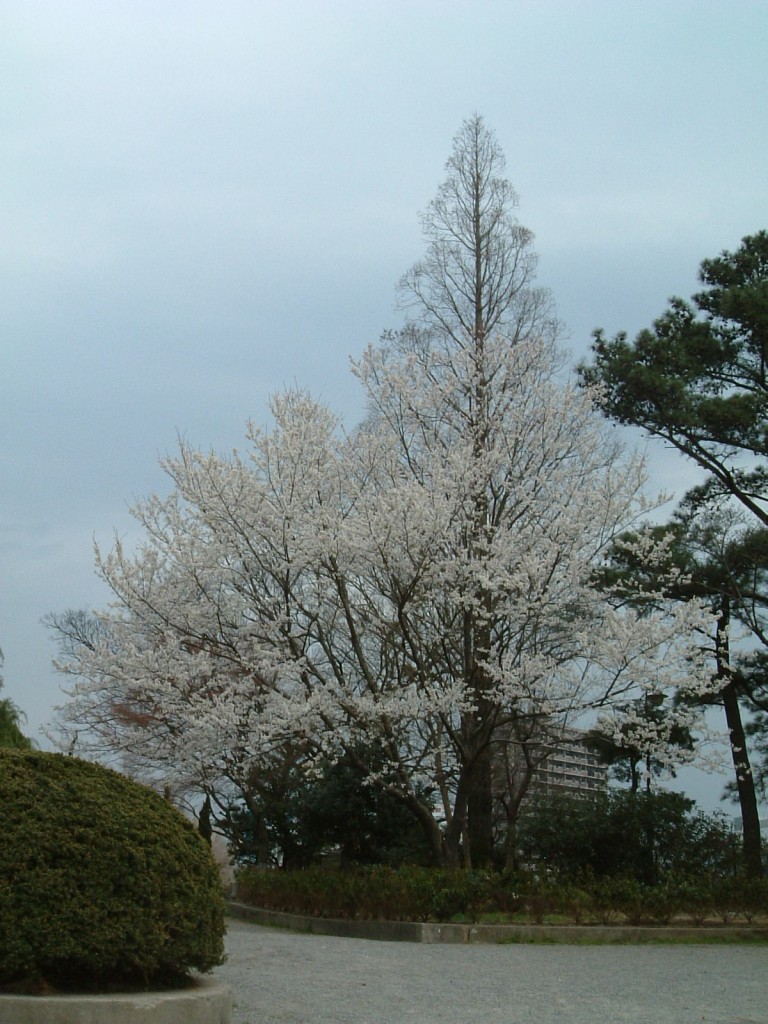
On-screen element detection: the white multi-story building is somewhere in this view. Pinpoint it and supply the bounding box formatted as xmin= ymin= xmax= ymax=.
xmin=493 ymin=726 xmax=608 ymax=812
xmin=527 ymin=730 xmax=607 ymax=799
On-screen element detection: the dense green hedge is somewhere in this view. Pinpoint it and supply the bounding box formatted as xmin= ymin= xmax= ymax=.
xmin=0 ymin=750 xmax=225 ymax=992
xmin=236 ymin=864 xmax=768 ymax=926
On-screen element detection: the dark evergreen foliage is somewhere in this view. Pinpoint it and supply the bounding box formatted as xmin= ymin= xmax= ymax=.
xmin=224 ymin=748 xmax=433 ymax=869
xmin=0 ymin=650 xmax=32 ymax=750
xmin=579 ymin=231 xmax=768 ymax=527
xmin=0 ymin=750 xmax=225 ymax=993
xmin=515 ymin=789 xmax=742 ymax=885
xmin=580 ymin=233 xmax=768 ymax=877
xmin=0 ymin=697 xmax=31 ymax=750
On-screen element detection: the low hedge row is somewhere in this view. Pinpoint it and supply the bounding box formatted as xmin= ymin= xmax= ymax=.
xmin=236 ymin=864 xmax=768 ymax=926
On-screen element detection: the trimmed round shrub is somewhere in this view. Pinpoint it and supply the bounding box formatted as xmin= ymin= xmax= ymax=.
xmin=0 ymin=750 xmax=225 ymax=992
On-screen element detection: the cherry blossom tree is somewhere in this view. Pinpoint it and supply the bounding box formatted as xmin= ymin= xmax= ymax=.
xmin=51 ymin=118 xmax=715 ymax=866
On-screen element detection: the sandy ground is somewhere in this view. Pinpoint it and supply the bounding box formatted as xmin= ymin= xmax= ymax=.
xmin=215 ymin=917 xmax=767 ymax=1024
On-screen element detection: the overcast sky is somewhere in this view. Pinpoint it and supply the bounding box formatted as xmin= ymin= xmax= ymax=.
xmin=2 ymin=1 xmax=766 ymax=811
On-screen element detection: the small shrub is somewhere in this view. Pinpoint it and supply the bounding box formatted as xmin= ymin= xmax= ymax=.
xmin=0 ymin=750 xmax=225 ymax=992
xmin=676 ymin=878 xmax=715 ymax=925
xmin=590 ymin=878 xmax=627 ymax=925
xmin=608 ymin=877 xmax=646 ymax=924
xmin=519 ymin=884 xmax=554 ymax=925
xmin=739 ymin=878 xmax=768 ymax=923
xmin=559 ymin=884 xmax=591 ymax=925
xmin=483 ymin=872 xmax=521 ymax=915
xmin=710 ymin=876 xmax=768 ymax=923
xmin=642 ymin=883 xmax=682 ymax=924
xmin=429 ymin=879 xmax=469 ymax=921
xmin=709 ymin=877 xmax=740 ymax=923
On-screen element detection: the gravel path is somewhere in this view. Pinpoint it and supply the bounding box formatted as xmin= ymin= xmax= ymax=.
xmin=215 ymin=918 xmax=767 ymax=1024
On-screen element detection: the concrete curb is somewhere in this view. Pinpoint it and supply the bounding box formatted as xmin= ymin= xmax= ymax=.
xmin=227 ymin=901 xmax=768 ymax=944
xmin=0 ymin=977 xmax=231 ymax=1024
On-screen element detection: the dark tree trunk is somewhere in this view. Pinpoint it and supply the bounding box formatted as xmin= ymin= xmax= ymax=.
xmin=442 ymin=770 xmax=471 ymax=868
xmin=198 ymin=793 xmax=213 ymax=845
xmin=717 ymin=597 xmax=763 ymax=878
xmin=722 ymin=681 xmax=763 ymax=877
xmin=466 ymin=745 xmax=494 ymax=867
xmin=403 ymin=792 xmax=448 ymax=867
xmin=502 ymin=760 xmax=534 ymax=872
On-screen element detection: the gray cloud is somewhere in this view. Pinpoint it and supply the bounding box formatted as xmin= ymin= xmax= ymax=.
xmin=2 ymin=0 xmax=765 ymax=812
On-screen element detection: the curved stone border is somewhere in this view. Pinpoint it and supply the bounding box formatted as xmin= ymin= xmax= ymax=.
xmin=0 ymin=978 xmax=231 ymax=1024
xmin=228 ymin=901 xmax=768 ymax=945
